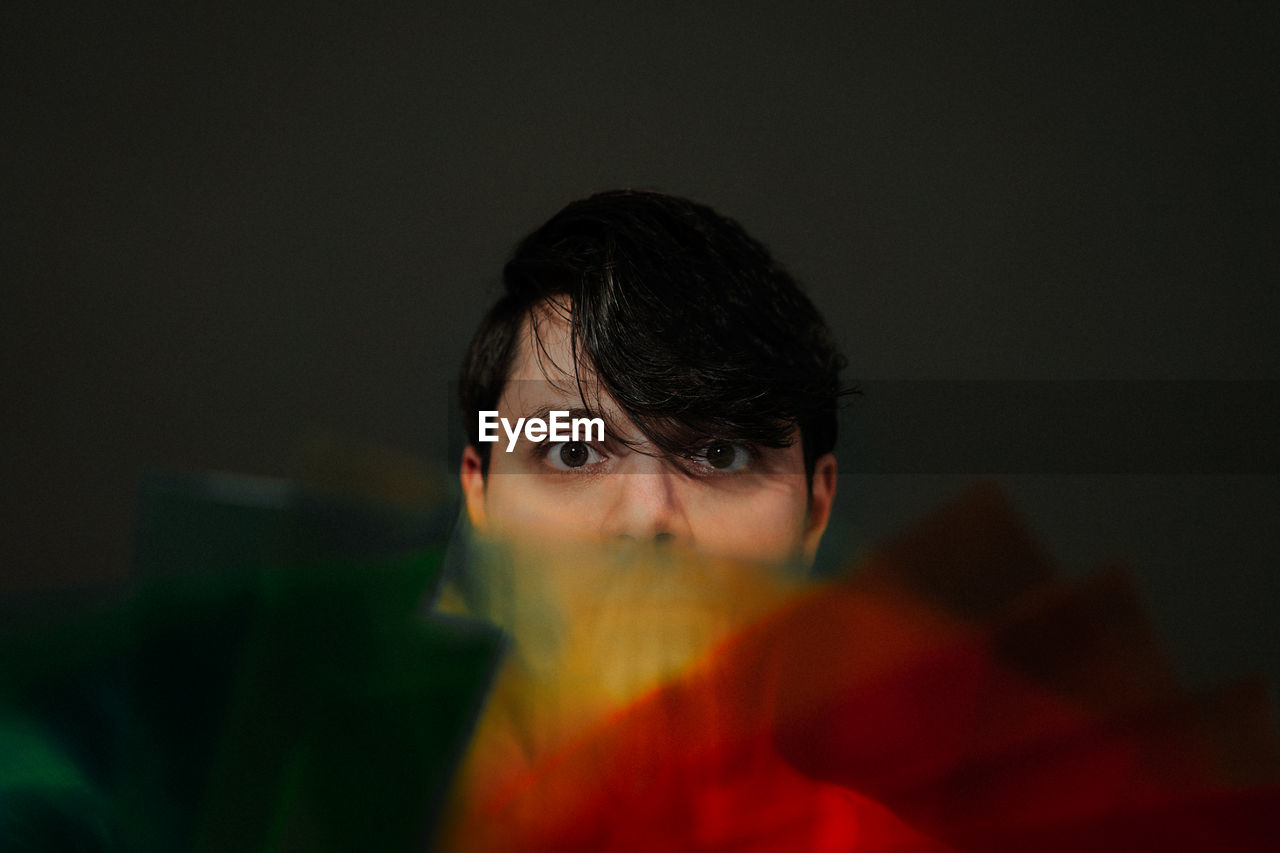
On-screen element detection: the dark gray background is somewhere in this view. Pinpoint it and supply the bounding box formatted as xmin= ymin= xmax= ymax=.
xmin=4 ymin=3 xmax=1277 ymax=696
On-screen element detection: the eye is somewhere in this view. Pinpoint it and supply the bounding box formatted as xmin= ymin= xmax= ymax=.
xmin=545 ymin=441 xmax=606 ymax=471
xmin=696 ymin=441 xmax=751 ymax=473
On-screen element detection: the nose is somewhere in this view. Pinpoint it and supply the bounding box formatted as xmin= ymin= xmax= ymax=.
xmin=602 ymin=455 xmax=690 ymax=546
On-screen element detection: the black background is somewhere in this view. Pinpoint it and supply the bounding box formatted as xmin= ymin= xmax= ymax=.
xmin=4 ymin=3 xmax=1277 ymax=697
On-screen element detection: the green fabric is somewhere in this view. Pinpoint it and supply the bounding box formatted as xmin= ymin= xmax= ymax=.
xmin=1 ymin=473 xmax=503 ymax=852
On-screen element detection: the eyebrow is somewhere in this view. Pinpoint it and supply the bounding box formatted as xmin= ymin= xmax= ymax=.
xmin=517 ymin=404 xmax=629 ymax=444
xmin=520 ymin=405 xmax=597 ymax=421
xmin=522 ymin=405 xmax=609 ymax=428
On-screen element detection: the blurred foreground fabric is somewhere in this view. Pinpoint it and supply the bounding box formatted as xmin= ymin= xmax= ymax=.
xmin=2 ymin=447 xmax=1277 ymax=851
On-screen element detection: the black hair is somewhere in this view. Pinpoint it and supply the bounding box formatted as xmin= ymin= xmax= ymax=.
xmin=459 ymin=189 xmax=847 ymax=478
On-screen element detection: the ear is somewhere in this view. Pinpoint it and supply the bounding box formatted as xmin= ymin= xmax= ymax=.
xmin=802 ymin=452 xmax=837 ymax=563
xmin=460 ymin=444 xmax=488 ymax=530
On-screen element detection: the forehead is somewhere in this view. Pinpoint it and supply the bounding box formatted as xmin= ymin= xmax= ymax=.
xmin=508 ymin=303 xmax=581 ymax=386
xmin=499 ymin=303 xmax=613 ymax=419
xmin=494 ymin=300 xmax=805 ymax=463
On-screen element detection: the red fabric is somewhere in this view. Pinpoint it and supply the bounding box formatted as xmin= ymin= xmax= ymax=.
xmin=439 ymin=487 xmax=1280 ymax=851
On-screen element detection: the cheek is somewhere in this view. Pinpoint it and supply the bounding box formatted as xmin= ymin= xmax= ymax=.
xmin=482 ymin=475 xmax=608 ymax=539
xmin=685 ymin=478 xmax=810 ymax=561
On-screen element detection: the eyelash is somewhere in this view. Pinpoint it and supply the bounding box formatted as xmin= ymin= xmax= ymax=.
xmin=532 ymin=439 xmax=759 ymax=476
xmin=533 ymin=439 xmax=610 ymax=473
xmin=685 ymin=441 xmax=757 ymax=475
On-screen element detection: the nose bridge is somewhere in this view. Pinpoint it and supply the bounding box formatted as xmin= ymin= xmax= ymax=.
xmin=605 ymin=454 xmax=688 ymax=541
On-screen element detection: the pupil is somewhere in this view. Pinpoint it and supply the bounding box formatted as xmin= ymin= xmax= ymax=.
xmin=706 ymin=442 xmax=736 ymax=469
xmin=560 ymin=442 xmax=588 ymax=468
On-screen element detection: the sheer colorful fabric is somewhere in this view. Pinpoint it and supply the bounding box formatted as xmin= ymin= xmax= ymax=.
xmin=2 ymin=463 xmax=1276 ymax=850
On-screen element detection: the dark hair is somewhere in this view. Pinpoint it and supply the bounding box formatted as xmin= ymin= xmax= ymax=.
xmin=459 ymin=189 xmax=847 ymax=479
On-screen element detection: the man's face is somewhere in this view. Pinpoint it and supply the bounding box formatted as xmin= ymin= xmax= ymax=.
xmin=461 ymin=308 xmax=836 ymax=566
